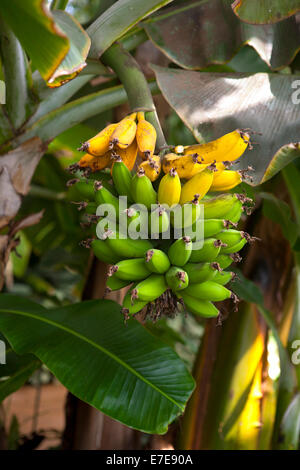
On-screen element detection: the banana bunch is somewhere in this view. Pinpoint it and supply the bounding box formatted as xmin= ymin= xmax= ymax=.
xmin=67 ymin=126 xmax=256 ymax=322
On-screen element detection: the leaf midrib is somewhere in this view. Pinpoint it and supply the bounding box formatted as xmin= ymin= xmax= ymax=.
xmin=0 ymin=308 xmax=183 ymax=410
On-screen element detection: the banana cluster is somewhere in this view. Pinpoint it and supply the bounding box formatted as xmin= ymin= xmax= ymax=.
xmin=68 ymin=122 xmax=254 ymax=321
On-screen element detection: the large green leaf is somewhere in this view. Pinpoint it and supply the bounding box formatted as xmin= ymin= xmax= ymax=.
xmin=0 ymin=295 xmax=194 ymax=434
xmin=231 ymin=0 xmax=300 ymax=24
xmin=145 ymin=0 xmax=300 ymax=70
xmin=0 ymin=0 xmax=70 ymax=83
xmin=152 ymin=65 xmax=300 ymax=185
xmin=87 ymin=0 xmax=174 ymax=58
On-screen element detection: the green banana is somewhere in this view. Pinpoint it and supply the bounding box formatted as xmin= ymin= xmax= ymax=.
xmin=165 ymin=266 xmax=189 ymax=291
xmin=202 ymin=194 xmax=239 ymax=219
xmin=224 ymin=199 xmax=243 ymax=223
xmin=131 ymin=274 xmax=167 ymax=301
xmin=111 ymin=157 xmax=133 ymax=200
xmin=112 ymin=258 xmax=150 ymax=281
xmin=216 ymin=229 xmax=248 ymax=254
xmin=130 ymin=168 xmax=157 ymax=209
xmin=184 ymin=262 xmax=218 ymax=284
xmin=106 ymin=275 xmax=131 ymax=291
xmin=184 ymin=280 xmax=232 ymax=301
xmin=221 ymin=237 xmax=247 ymax=254
xmin=215 ymin=254 xmax=234 ymax=269
xmin=191 ymin=218 xmax=228 ymax=239
xmin=122 ymin=290 xmax=148 ymax=315
xmin=168 ymin=236 xmax=192 ymax=266
xmin=91 ymin=239 xmax=119 ymax=264
xmin=171 ymin=196 xmax=201 ymax=230
xmin=145 ymin=249 xmax=170 ymax=274
xmin=149 ymin=206 xmax=170 ymax=236
xmin=104 ymin=230 xmax=153 ymax=259
xmin=189 ymin=238 xmax=221 ymax=263
xmin=213 ymin=270 xmax=234 ymax=286
xmin=84 ymin=202 xmax=97 ymax=215
xmin=94 ymin=181 xmax=119 ymax=216
xmin=178 ymin=291 xmax=219 ymax=318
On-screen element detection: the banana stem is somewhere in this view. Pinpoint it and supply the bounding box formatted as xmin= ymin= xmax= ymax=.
xmin=101 ymin=42 xmax=167 ymax=152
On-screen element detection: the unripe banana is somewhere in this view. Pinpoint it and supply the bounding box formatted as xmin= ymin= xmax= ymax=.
xmin=111 ymin=157 xmax=133 ymax=199
xmin=111 ymin=258 xmax=150 ymax=281
xmin=131 ymin=274 xmax=167 ymax=301
xmin=168 ymin=236 xmax=192 ymax=266
xmin=216 ymin=229 xmax=244 ymax=252
xmin=131 ymin=168 xmax=157 ymax=209
xmin=184 ymin=280 xmax=232 ymax=301
xmin=178 ymin=292 xmax=219 ymax=318
xmin=78 ymin=123 xmax=118 ymax=156
xmin=158 ymin=169 xmax=181 ymax=207
xmin=210 ymin=170 xmax=242 ymax=191
xmin=112 ymin=138 xmax=138 ymax=171
xmin=213 ymin=270 xmax=234 ymax=286
xmin=183 ymin=129 xmax=250 ymax=163
xmin=70 ymin=179 xmax=95 ymax=200
xmin=221 ymin=237 xmax=247 ymax=254
xmin=110 ymin=113 xmax=137 ymax=149
xmin=91 ymin=239 xmax=119 ymax=264
xmin=122 ymin=289 xmax=148 ymax=315
xmin=171 ymin=196 xmax=201 ymax=230
xmin=202 ymin=219 xmax=229 ymax=238
xmin=106 ymin=275 xmax=132 ymax=291
xmin=162 ymin=153 xmax=209 ymax=179
xmin=136 ymin=112 xmax=157 ymax=159
xmin=165 ymin=266 xmax=189 ymax=291
xmin=223 ymin=200 xmax=243 ymax=224
xmin=145 ymin=249 xmax=170 ymax=274
xmin=104 ymin=230 xmax=153 ymax=259
xmin=94 ymin=181 xmax=119 ymax=215
xmin=180 ymin=169 xmax=214 ymax=205
xmin=149 ymin=205 xmax=170 ymax=236
xmin=78 ymin=152 xmax=112 ymax=172
xmin=189 ymin=238 xmax=221 ymax=263
xmin=202 ymin=194 xmax=239 ymax=219
xmin=215 ymin=254 xmax=234 ymax=269
xmin=84 ymin=202 xmax=97 ymax=215
xmin=139 ymin=155 xmax=161 ymax=181
xmin=184 ymin=262 xmax=218 ymax=284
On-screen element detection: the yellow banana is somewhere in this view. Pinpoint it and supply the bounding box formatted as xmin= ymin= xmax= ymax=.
xmin=78 ymin=123 xmax=118 ymax=156
xmin=157 ymin=168 xmax=181 ymax=207
xmin=112 ymin=138 xmax=138 ymax=171
xmin=138 ymin=155 xmax=161 ymax=181
xmin=162 ymin=153 xmax=209 ymax=179
xmin=180 ymin=168 xmax=214 ymax=205
xmin=78 ymin=152 xmax=112 ymax=172
xmin=136 ymin=112 xmax=157 ymax=159
xmin=210 ymin=170 xmax=242 ymax=191
xmin=183 ymin=129 xmax=250 ymax=163
xmin=110 ymin=113 xmax=137 ymax=150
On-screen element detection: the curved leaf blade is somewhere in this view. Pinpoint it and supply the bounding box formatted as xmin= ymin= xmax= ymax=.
xmin=231 ymin=0 xmax=300 ymax=24
xmin=152 ymin=65 xmax=300 ymax=185
xmin=0 ymin=295 xmax=194 ymax=434
xmin=279 ymin=393 xmax=300 ymax=449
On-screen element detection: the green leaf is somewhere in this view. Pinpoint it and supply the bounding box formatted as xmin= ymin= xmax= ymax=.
xmin=278 ymin=393 xmax=300 ymax=450
xmin=231 ymin=0 xmax=300 ymax=24
xmin=0 ymin=333 xmax=40 ymax=402
xmin=152 ymin=65 xmax=300 ymax=185
xmin=0 ymin=295 xmax=194 ymax=434
xmin=0 ymin=0 xmax=70 ymax=83
xmin=145 ymin=1 xmax=299 ymax=71
xmin=87 ymin=0 xmax=174 ymax=58
xmin=48 ymin=11 xmax=91 ymax=88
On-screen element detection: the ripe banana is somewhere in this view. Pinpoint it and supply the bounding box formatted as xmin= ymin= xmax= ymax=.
xmin=189 ymin=238 xmax=221 ymax=263
xmin=136 ymin=112 xmax=157 ymax=159
xmin=138 ymin=155 xmax=161 ymax=182
xmin=145 ymin=249 xmax=170 ymax=274
xmin=215 ymin=254 xmax=234 ymax=269
xmin=210 ymin=170 xmax=242 ymax=191
xmin=166 ymin=266 xmax=189 ymax=291
xmin=162 ymin=153 xmax=208 ymax=179
xmin=213 ymin=270 xmax=234 ymax=286
xmin=180 ymin=169 xmax=214 ymax=205
xmin=168 ymin=236 xmax=192 ymax=266
xmin=110 ymin=113 xmax=137 ymax=149
xmin=131 ymin=169 xmax=157 ymax=209
xmin=78 ymin=152 xmax=112 ymax=172
xmin=149 ymin=206 xmax=170 ymax=236
xmin=122 ymin=289 xmax=148 ymax=315
xmin=112 ymin=138 xmax=138 ymax=171
xmin=78 ymin=123 xmax=118 ymax=156
xmin=202 ymin=194 xmax=239 ymax=219
xmin=184 ymin=280 xmax=232 ymax=301
xmin=183 ymin=129 xmax=250 ymax=163
xmin=111 ymin=157 xmax=133 ymax=199
xmin=104 ymin=230 xmax=153 ymax=259
xmin=94 ymin=181 xmax=119 ymax=215
xmin=131 ymin=274 xmax=167 ymax=301
xmin=178 ymin=292 xmax=219 ymax=318
xmin=106 ymin=275 xmax=132 ymax=291
xmin=91 ymin=239 xmax=119 ymax=264
xmin=184 ymin=262 xmax=218 ymax=284
xmin=157 ymin=169 xmax=181 ymax=207
xmin=112 ymin=258 xmax=150 ymax=281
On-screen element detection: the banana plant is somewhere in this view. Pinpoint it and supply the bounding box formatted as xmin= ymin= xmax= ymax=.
xmin=0 ymin=0 xmax=300 ymax=449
